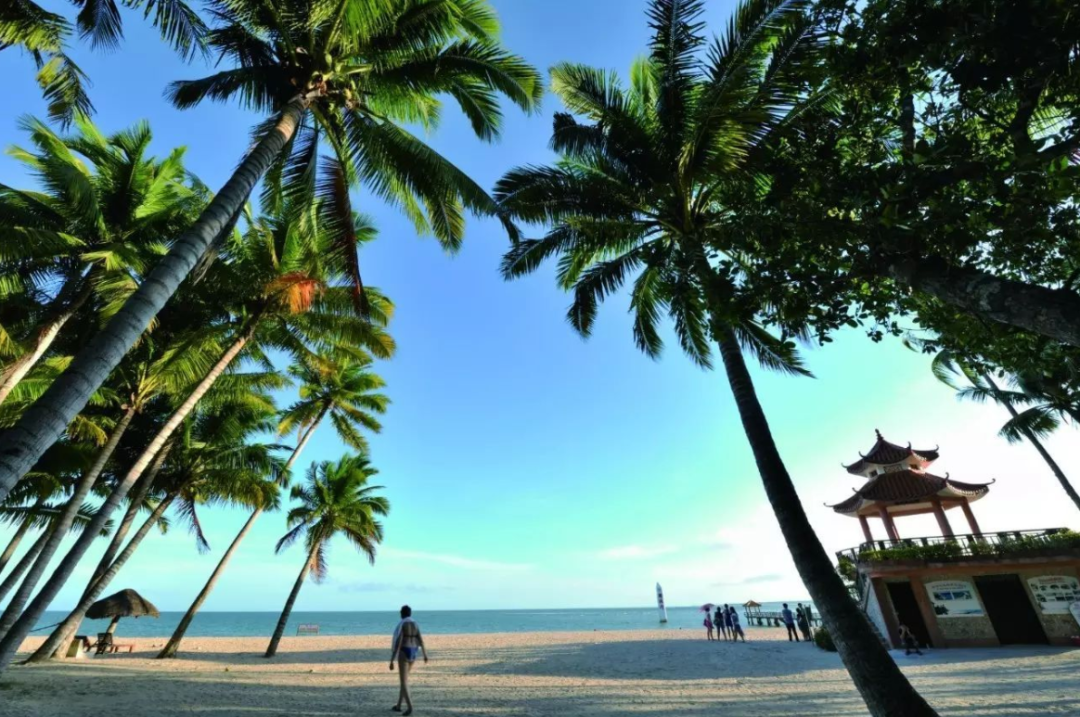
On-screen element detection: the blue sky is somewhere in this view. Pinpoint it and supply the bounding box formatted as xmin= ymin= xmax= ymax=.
xmin=3 ymin=0 xmax=1079 ymax=613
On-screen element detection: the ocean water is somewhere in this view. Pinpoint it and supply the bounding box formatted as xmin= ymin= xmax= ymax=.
xmin=36 ymin=603 xmax=813 ymax=639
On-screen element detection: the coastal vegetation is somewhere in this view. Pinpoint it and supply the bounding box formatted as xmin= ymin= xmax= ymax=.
xmin=0 ymin=2 xmax=1078 ymax=717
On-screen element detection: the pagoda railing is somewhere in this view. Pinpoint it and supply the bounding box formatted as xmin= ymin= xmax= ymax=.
xmin=836 ymin=527 xmax=1080 ymax=568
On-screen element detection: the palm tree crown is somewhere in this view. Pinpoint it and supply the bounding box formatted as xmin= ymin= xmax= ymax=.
xmin=169 ymin=0 xmax=543 ymax=256
xmin=277 ymin=453 xmax=388 ymax=578
xmin=496 ymin=0 xmax=827 ymax=372
xmin=279 ymin=353 xmax=389 ymax=454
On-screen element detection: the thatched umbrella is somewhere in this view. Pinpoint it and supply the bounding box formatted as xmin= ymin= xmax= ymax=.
xmin=87 ymin=589 xmax=159 ymax=635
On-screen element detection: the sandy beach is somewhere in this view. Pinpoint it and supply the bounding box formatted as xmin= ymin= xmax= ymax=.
xmin=3 ymin=629 xmax=1077 ymax=716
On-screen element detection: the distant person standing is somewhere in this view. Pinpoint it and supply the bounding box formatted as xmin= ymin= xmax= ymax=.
xmin=781 ymin=603 xmax=800 ymax=642
xmin=703 ymin=612 xmax=715 ymax=641
xmin=714 ymin=607 xmax=728 ymax=641
xmin=796 ymin=604 xmax=812 ymax=642
xmin=898 ymin=624 xmax=923 ymax=656
xmin=390 ymin=605 xmax=428 ymax=715
xmin=723 ymin=604 xmax=734 ymax=637
xmin=729 ymin=607 xmax=746 ymax=642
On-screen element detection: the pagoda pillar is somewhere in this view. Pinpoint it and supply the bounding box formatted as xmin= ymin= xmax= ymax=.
xmin=930 ymin=496 xmax=954 ymax=538
xmin=858 ymin=515 xmax=873 ymax=544
xmin=878 ymin=505 xmax=900 ymax=542
xmin=960 ymin=498 xmax=983 ymax=538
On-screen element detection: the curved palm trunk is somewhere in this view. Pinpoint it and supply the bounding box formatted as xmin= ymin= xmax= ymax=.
xmin=87 ymin=445 xmax=172 ymax=587
xmin=0 ymin=319 xmax=260 ymax=673
xmin=0 ymin=529 xmax=49 ymax=603
xmin=158 ymin=415 xmax=325 ymax=659
xmin=0 ymin=499 xmax=44 ymax=575
xmin=265 ymin=540 xmax=320 ymax=658
xmin=0 ymin=98 xmax=308 ymax=505
xmin=715 ymin=327 xmax=938 ymax=717
xmin=0 ymin=404 xmax=137 ymax=640
xmin=27 ymin=493 xmax=178 ymax=663
xmin=983 ymin=374 xmax=1080 ymax=512
xmin=156 ymin=507 xmax=262 ymax=659
xmin=0 ymin=279 xmax=94 ymax=406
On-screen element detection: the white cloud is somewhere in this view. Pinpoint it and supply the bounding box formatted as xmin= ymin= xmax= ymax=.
xmin=382 ymin=548 xmax=533 ymax=572
xmin=598 ymin=544 xmax=679 ymax=560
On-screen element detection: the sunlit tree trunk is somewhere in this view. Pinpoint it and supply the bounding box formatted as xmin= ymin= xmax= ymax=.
xmin=714 ymin=326 xmax=938 ymax=717
xmin=0 ymin=279 xmax=93 ymax=406
xmin=27 ymin=493 xmax=178 ymax=662
xmin=0 ymin=498 xmax=44 ymax=575
xmin=0 ymin=317 xmax=261 ymax=673
xmin=265 ymin=540 xmax=320 ymax=658
xmin=0 ymin=405 xmax=137 ymax=640
xmin=0 ymin=530 xmax=50 ymax=604
xmin=157 ymin=415 xmax=324 ymax=658
xmin=0 ymin=98 xmax=308 ymax=505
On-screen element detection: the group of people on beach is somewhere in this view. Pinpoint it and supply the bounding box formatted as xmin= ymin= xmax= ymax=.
xmin=704 ymin=603 xmax=814 ymax=643
xmin=703 ymin=604 xmax=746 ymax=642
xmin=779 ymin=603 xmax=814 ymax=642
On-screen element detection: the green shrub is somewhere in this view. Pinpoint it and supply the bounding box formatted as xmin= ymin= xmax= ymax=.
xmin=858 ymin=530 xmax=1080 ymax=564
xmin=814 ymin=626 xmax=837 ymax=652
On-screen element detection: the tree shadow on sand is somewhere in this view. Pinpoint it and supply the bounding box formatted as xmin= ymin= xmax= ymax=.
xmin=461 ymin=638 xmax=841 ymax=680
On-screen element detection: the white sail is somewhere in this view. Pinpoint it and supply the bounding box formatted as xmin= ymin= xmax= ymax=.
xmin=656 ymin=582 xmax=668 ymax=623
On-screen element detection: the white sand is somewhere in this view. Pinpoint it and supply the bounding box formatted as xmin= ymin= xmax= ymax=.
xmin=3 ymin=629 xmax=1078 ymax=716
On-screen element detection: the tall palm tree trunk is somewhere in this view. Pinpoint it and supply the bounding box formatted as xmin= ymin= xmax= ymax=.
xmin=158 ymin=415 xmax=325 ymax=659
xmin=156 ymin=507 xmax=262 ymax=659
xmin=983 ymin=374 xmax=1080 ymax=512
xmin=86 ymin=445 xmax=172 ymax=587
xmin=0 ymin=498 xmax=44 ymax=574
xmin=0 ymin=404 xmax=137 ymax=640
xmin=0 ymin=97 xmax=308 ymax=504
xmin=714 ymin=327 xmax=938 ymax=717
xmin=265 ymin=540 xmax=320 ymax=658
xmin=0 ymin=529 xmax=50 ymax=603
xmin=27 ymin=493 xmax=178 ymax=663
xmin=0 ymin=319 xmax=261 ymax=674
xmin=0 ymin=279 xmax=94 ymax=406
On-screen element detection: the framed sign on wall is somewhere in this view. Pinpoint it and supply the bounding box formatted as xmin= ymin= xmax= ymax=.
xmin=1027 ymin=576 xmax=1080 ymax=615
xmin=925 ymin=580 xmax=984 ymax=617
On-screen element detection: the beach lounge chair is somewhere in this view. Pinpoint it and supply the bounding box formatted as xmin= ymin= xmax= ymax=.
xmin=93 ymin=633 xmax=113 ymax=655
xmin=66 ymin=635 xmax=91 ymax=658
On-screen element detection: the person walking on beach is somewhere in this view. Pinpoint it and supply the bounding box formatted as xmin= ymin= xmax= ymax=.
xmin=898 ymin=624 xmax=923 ymax=656
xmin=796 ymin=604 xmax=812 ymax=642
xmin=714 ymin=606 xmax=728 ymax=641
xmin=703 ymin=611 xmax=715 ymax=641
xmin=728 ymin=607 xmax=746 ymax=642
xmin=781 ymin=603 xmax=800 ymax=642
xmin=390 ymin=605 xmax=428 ymax=715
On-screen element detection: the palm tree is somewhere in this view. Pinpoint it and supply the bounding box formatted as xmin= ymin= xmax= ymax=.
xmin=265 ymin=454 xmax=388 ymax=658
xmin=932 ymin=351 xmax=1080 ymax=513
xmin=0 ymin=0 xmax=541 ymax=498
xmin=158 ymin=352 xmax=388 ymax=658
xmin=494 ymin=2 xmax=937 ymax=715
xmin=26 ymin=388 xmax=285 ymax=662
xmin=0 ymin=115 xmax=207 ymax=406
xmin=0 ymin=0 xmax=207 ymax=124
xmin=0 ymin=204 xmax=392 ymax=672
xmin=0 ymin=323 xmax=229 ymax=646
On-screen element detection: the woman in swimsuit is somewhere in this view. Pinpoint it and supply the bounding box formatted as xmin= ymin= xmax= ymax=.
xmin=390 ymin=605 xmax=428 ymax=715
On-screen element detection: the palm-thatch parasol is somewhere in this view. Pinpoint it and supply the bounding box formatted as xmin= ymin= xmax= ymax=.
xmin=87 ymin=589 xmax=159 ymax=635
xmin=743 ymin=600 xmax=762 ymax=612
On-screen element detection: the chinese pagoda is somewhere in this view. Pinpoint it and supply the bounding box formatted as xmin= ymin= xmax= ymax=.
xmin=831 ymin=430 xmax=992 ymax=543
xmin=831 ymin=431 xmax=1080 ymax=649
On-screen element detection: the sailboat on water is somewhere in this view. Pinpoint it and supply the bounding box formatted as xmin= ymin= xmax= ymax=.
xmin=656 ymin=583 xmax=668 ymax=623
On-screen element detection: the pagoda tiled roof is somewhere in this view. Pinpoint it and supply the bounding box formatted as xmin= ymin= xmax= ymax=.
xmin=830 ymin=469 xmax=991 ymax=516
xmin=844 ymin=430 xmax=940 ymax=475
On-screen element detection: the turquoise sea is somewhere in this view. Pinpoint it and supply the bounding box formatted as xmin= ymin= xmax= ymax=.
xmin=36 ymin=603 xmax=813 ymax=638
